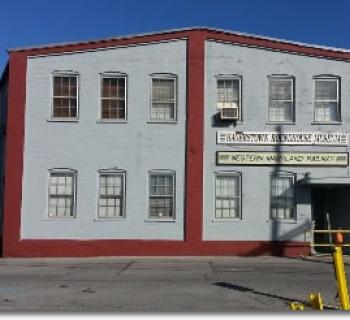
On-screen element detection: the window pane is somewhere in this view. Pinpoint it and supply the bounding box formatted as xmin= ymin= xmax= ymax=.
xmin=48 ymin=172 xmax=75 ymax=218
xmin=315 ymin=102 xmax=338 ymax=122
xmin=61 ymin=77 xmax=70 ymax=96
xmin=149 ymin=197 xmax=173 ymax=218
xmin=270 ymin=175 xmax=295 ymax=220
xmin=269 ymin=80 xmax=292 ymax=100
xmin=53 ymin=77 xmax=62 ymax=96
xmin=101 ymin=77 xmax=126 ymax=120
xmin=152 ymin=79 xmax=175 ymax=100
xmin=215 ymin=175 xmax=240 ymax=219
xmin=315 ymin=80 xmax=337 ymax=100
xmin=98 ymin=173 xmax=124 ymax=218
xmin=151 ymin=78 xmax=176 ymax=121
xmin=70 ymin=78 xmax=77 ymax=96
xmin=101 ymin=78 xmax=125 ymax=119
xmin=149 ymin=173 xmax=175 ymax=219
xmin=269 ymin=101 xmax=293 ymax=122
xmin=52 ymin=75 xmax=78 ymax=118
xmin=102 ymin=78 xmax=110 ymax=97
xmin=151 ymin=103 xmax=174 ymax=121
xmin=217 ymin=79 xmax=240 ymax=109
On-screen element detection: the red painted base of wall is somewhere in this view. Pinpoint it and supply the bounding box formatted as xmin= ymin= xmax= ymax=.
xmin=3 ymin=240 xmax=310 ymax=258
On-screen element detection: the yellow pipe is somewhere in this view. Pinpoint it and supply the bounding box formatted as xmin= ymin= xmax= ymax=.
xmin=312 ymin=244 xmax=350 ymax=247
xmin=333 ymin=245 xmax=350 ymax=310
xmin=313 ymin=230 xmax=350 ymax=233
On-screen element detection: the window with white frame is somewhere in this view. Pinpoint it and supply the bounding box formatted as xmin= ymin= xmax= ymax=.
xmin=150 ymin=75 xmax=177 ymax=121
xmin=314 ymin=77 xmax=340 ymax=122
xmin=148 ymin=171 xmax=175 ymax=219
xmin=52 ymin=74 xmax=78 ymax=118
xmin=270 ymin=173 xmax=296 ymax=220
xmin=268 ymin=76 xmax=294 ymax=122
xmin=215 ymin=173 xmax=241 ymax=219
xmin=98 ymin=171 xmax=125 ymax=219
xmin=216 ymin=76 xmax=241 ymax=119
xmin=48 ymin=169 xmax=76 ymax=218
xmin=100 ymin=75 xmax=126 ymax=120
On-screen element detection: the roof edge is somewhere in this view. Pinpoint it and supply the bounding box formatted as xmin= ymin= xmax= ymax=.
xmin=8 ymin=26 xmax=350 ymax=55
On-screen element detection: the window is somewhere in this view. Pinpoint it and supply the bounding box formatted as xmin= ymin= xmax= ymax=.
xmin=100 ymin=75 xmax=126 ymax=120
xmin=148 ymin=171 xmax=175 ymax=219
xmin=215 ymin=173 xmax=241 ymax=219
xmin=48 ymin=169 xmax=76 ymax=218
xmin=314 ymin=77 xmax=340 ymax=122
xmin=98 ymin=171 xmax=125 ymax=219
xmin=150 ymin=75 xmax=177 ymax=121
xmin=52 ymin=74 xmax=78 ymax=118
xmin=270 ymin=173 xmax=296 ymax=220
xmin=216 ymin=76 xmax=241 ymax=120
xmin=268 ymin=76 xmax=294 ymax=123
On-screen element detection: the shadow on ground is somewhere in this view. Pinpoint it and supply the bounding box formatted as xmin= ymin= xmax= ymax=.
xmin=214 ymin=281 xmax=308 ymax=305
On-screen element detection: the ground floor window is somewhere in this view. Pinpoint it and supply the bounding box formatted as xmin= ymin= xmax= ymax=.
xmin=148 ymin=170 xmax=175 ymax=220
xmin=270 ymin=173 xmax=296 ymax=220
xmin=98 ymin=170 xmax=126 ymax=219
xmin=215 ymin=172 xmax=241 ymax=219
xmin=48 ymin=169 xmax=76 ymax=218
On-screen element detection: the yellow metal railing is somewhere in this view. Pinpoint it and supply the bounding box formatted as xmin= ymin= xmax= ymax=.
xmin=308 ymin=229 xmax=350 ymax=249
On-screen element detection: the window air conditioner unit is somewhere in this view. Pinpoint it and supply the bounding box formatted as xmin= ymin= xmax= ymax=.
xmin=220 ymin=107 xmax=239 ymax=120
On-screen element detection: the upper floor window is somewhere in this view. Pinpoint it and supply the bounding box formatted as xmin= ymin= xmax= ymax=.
xmin=215 ymin=172 xmax=241 ymax=220
xmin=98 ymin=170 xmax=126 ymax=219
xmin=268 ymin=76 xmax=294 ymax=123
xmin=150 ymin=75 xmax=177 ymax=122
xmin=48 ymin=169 xmax=76 ymax=219
xmin=52 ymin=74 xmax=78 ymax=119
xmin=314 ymin=76 xmax=340 ymax=123
xmin=148 ymin=170 xmax=175 ymax=220
xmin=100 ymin=74 xmax=127 ymax=121
xmin=270 ymin=173 xmax=296 ymax=221
xmin=216 ymin=76 xmax=241 ymax=121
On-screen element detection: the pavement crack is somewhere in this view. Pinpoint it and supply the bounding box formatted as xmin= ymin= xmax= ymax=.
xmin=118 ymin=261 xmax=135 ymax=275
xmin=208 ymin=261 xmax=217 ymax=273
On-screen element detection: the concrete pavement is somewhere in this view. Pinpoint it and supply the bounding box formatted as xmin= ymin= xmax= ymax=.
xmin=0 ymin=256 xmax=347 ymax=311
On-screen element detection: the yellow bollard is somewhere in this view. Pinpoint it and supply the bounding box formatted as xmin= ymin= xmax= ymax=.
xmin=333 ymin=244 xmax=350 ymax=310
xmin=290 ymin=302 xmax=305 ymax=311
xmin=309 ymin=292 xmax=324 ymax=310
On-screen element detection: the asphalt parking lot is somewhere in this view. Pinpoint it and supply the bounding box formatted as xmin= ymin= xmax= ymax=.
xmin=0 ymin=255 xmax=347 ymax=312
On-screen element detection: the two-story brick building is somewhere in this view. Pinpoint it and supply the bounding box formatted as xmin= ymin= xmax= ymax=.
xmin=1 ymin=27 xmax=350 ymax=257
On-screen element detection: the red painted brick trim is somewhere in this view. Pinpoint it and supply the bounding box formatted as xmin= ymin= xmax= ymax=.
xmin=185 ymin=31 xmax=205 ymax=244
xmin=2 ymin=29 xmax=313 ymax=257
xmin=3 ymin=52 xmax=27 ymax=257
xmin=204 ymin=29 xmax=350 ymax=60
xmin=17 ymin=31 xmax=190 ymax=57
xmin=11 ymin=28 xmax=350 ymax=61
xmin=5 ymin=240 xmax=309 ymax=257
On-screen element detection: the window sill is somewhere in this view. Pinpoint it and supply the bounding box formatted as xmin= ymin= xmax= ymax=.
xmin=96 ymin=120 xmax=128 ymax=124
xmin=44 ymin=217 xmax=76 ymax=221
xmin=311 ymin=122 xmax=342 ymax=125
xmin=47 ymin=118 xmax=79 ymax=123
xmin=269 ymin=219 xmax=298 ymax=224
xmin=93 ymin=218 xmax=126 ymax=221
xmin=144 ymin=218 xmax=176 ymax=223
xmin=147 ymin=120 xmax=178 ymax=124
xmin=212 ymin=218 xmax=242 ymax=223
xmin=266 ymin=122 xmax=295 ymax=125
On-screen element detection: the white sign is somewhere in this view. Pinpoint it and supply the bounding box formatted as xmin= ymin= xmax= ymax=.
xmin=217 ymin=131 xmax=348 ymax=146
xmin=217 ymin=151 xmax=349 ymax=166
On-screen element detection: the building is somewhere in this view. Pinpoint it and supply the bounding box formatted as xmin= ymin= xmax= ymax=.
xmin=1 ymin=27 xmax=350 ymax=257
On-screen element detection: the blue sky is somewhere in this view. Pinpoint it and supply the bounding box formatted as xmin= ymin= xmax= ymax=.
xmin=1 ymin=0 xmax=350 ymax=73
